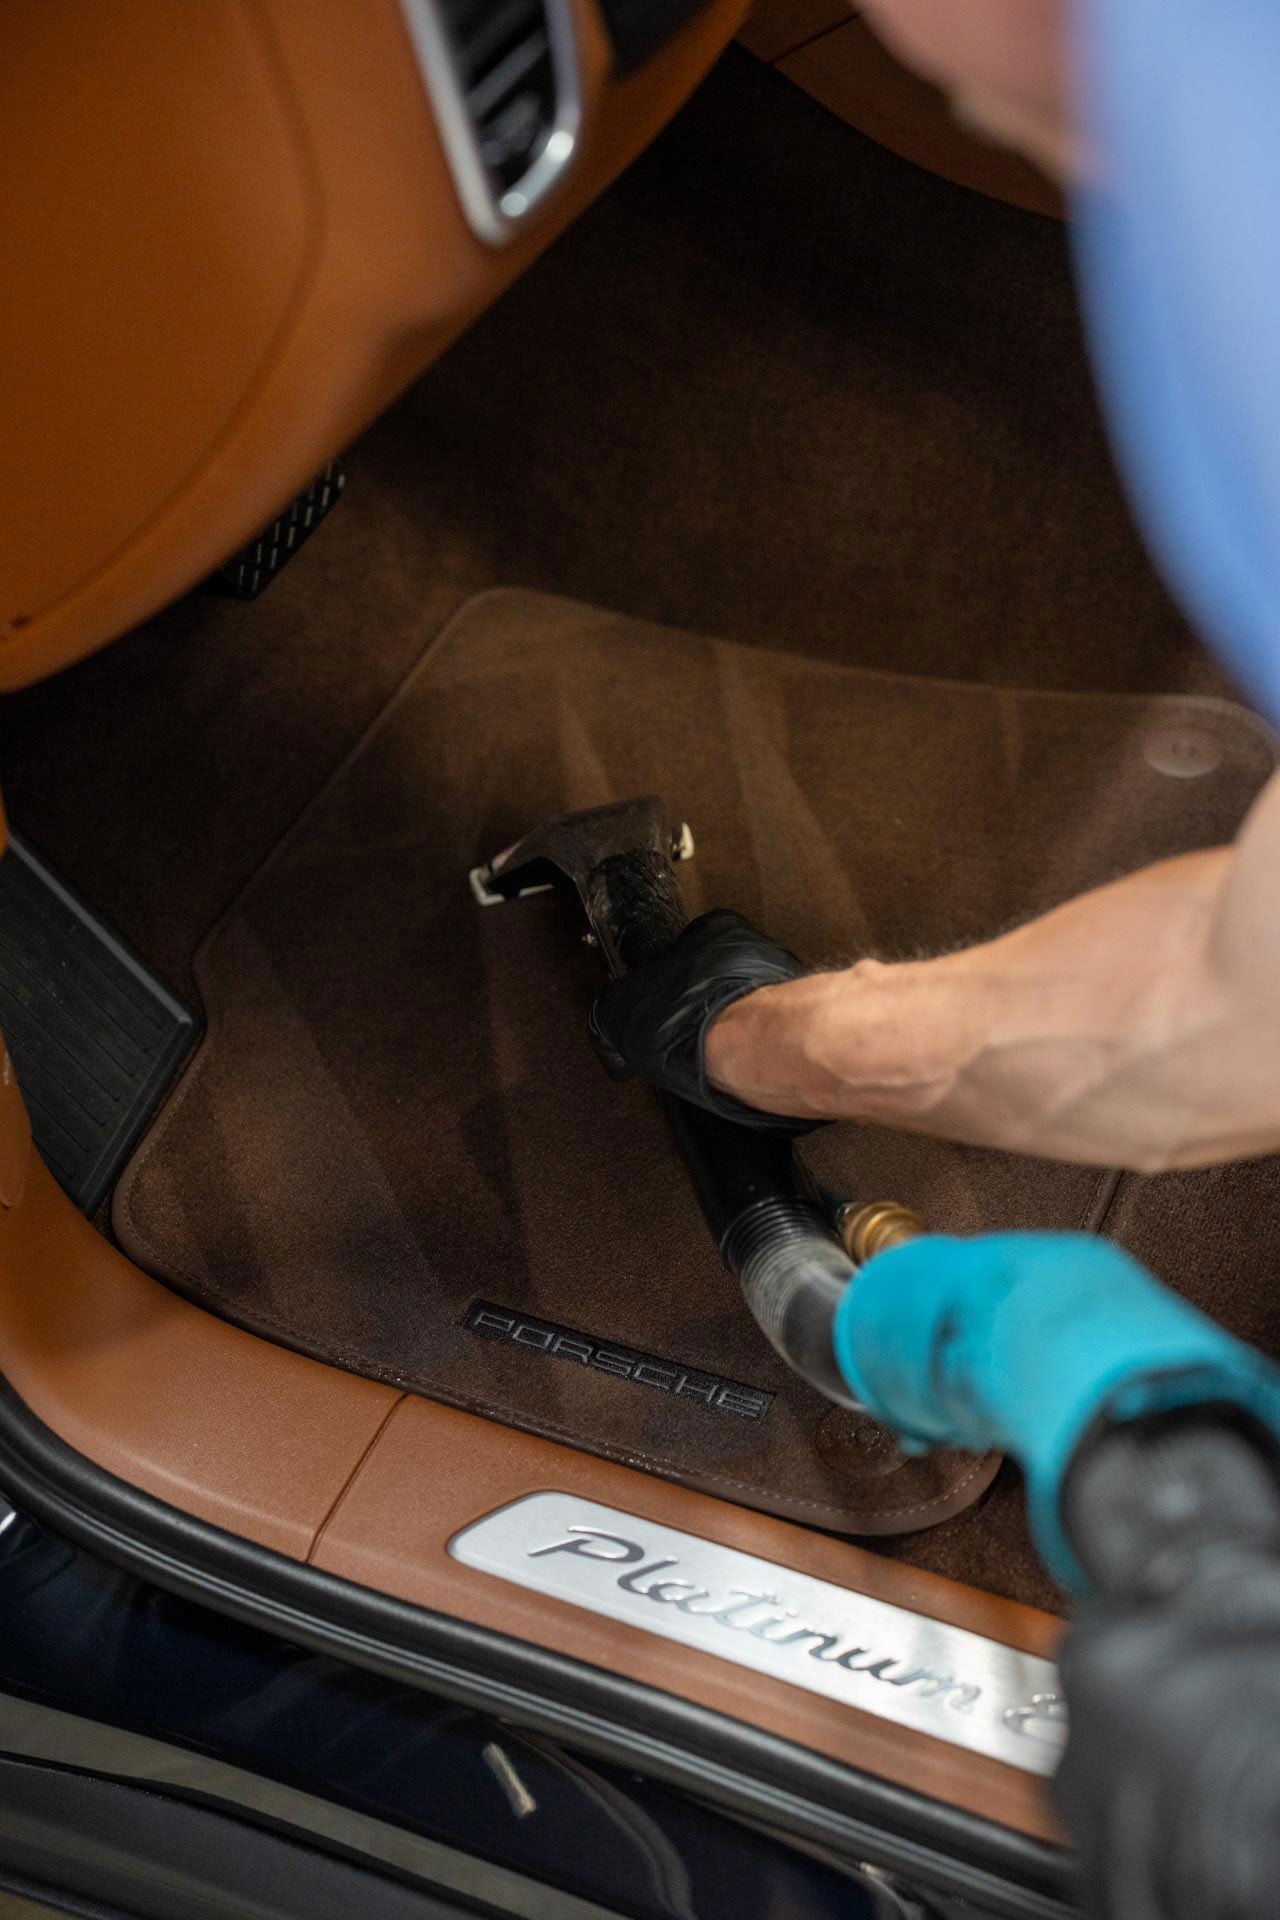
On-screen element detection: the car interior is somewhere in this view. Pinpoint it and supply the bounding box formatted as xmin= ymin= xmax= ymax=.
xmin=4 ymin=0 xmax=1279 ymax=1900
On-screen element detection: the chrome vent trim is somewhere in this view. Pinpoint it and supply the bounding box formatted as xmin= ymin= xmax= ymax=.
xmin=400 ymin=0 xmax=582 ymax=245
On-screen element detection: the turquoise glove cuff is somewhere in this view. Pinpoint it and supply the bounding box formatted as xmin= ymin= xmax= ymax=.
xmin=832 ymin=1232 xmax=1280 ymax=1589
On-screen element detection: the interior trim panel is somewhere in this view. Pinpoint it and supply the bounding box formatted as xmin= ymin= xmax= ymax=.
xmin=0 ymin=0 xmax=746 ymax=689
xmin=0 ymin=1156 xmax=1063 ymax=1850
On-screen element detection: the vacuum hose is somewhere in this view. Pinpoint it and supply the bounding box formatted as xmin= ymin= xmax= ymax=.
xmin=475 ymin=800 xmax=922 ymax=1410
xmin=591 ymin=843 xmax=874 ymax=1408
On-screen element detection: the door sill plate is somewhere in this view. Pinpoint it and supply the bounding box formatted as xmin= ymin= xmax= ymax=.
xmin=452 ymin=1494 xmax=1065 ymax=1777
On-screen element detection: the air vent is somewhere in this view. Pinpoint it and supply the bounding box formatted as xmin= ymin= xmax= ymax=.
xmin=400 ymin=0 xmax=580 ymax=244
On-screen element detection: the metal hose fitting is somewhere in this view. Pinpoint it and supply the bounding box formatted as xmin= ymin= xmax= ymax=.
xmin=838 ymin=1199 xmax=927 ymax=1266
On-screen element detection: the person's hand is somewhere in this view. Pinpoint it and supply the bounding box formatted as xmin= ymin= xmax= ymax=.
xmin=588 ymin=908 xmax=820 ymax=1133
xmin=833 ymin=1232 xmax=1280 ymax=1586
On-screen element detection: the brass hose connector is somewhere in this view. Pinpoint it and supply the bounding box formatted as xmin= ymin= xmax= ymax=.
xmin=838 ymin=1199 xmax=927 ymax=1267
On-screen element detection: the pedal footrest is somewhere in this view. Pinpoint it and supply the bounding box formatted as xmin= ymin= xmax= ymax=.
xmin=203 ymin=458 xmax=345 ymax=601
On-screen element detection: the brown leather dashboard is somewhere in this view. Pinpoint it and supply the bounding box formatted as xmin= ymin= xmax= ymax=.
xmin=0 ymin=0 xmax=745 ymax=690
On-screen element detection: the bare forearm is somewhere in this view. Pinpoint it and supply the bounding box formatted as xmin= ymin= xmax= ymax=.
xmin=707 ymin=791 xmax=1280 ymax=1172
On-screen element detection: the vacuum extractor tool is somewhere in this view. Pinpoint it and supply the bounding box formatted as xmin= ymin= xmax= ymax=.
xmin=471 ymin=796 xmax=914 ymax=1416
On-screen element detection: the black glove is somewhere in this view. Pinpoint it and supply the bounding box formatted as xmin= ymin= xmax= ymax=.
xmin=1056 ymin=1555 xmax=1280 ymax=1920
xmin=588 ymin=908 xmax=818 ymax=1133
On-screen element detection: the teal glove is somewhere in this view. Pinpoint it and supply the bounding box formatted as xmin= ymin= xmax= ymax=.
xmin=832 ymin=1232 xmax=1280 ymax=1588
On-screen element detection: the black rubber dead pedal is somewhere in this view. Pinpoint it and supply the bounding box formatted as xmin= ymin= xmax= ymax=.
xmin=0 ymin=836 xmax=198 ymax=1212
xmin=203 ymin=457 xmax=346 ymax=601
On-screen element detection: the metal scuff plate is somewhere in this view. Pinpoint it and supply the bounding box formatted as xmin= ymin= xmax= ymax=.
xmin=450 ymin=1494 xmax=1065 ymax=1776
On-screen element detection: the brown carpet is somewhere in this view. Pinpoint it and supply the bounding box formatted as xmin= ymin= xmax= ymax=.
xmin=114 ymin=592 xmax=1277 ymax=1603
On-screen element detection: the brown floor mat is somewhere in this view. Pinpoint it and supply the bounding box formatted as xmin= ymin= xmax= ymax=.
xmin=114 ymin=592 xmax=1277 ymax=1586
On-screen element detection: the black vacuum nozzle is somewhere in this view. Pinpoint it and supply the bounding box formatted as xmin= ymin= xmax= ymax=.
xmin=471 ymin=796 xmax=874 ymax=1410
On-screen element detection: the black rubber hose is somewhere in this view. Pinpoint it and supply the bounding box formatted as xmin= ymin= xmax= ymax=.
xmin=1058 ymin=1415 xmax=1280 ymax=1920
xmin=589 ymin=847 xmax=860 ymax=1409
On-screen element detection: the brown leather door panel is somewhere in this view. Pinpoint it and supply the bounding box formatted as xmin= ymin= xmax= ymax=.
xmin=0 ymin=1156 xmax=402 ymax=1557
xmin=0 ymin=1037 xmax=32 ymax=1214
xmin=0 ymin=0 xmax=745 ymax=689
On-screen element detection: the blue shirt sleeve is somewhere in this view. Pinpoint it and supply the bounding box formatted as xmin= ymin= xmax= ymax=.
xmin=1072 ymin=0 xmax=1280 ymax=727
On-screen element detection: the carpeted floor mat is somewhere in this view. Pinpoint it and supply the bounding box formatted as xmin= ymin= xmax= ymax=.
xmin=114 ymin=592 xmax=1277 ymax=1603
